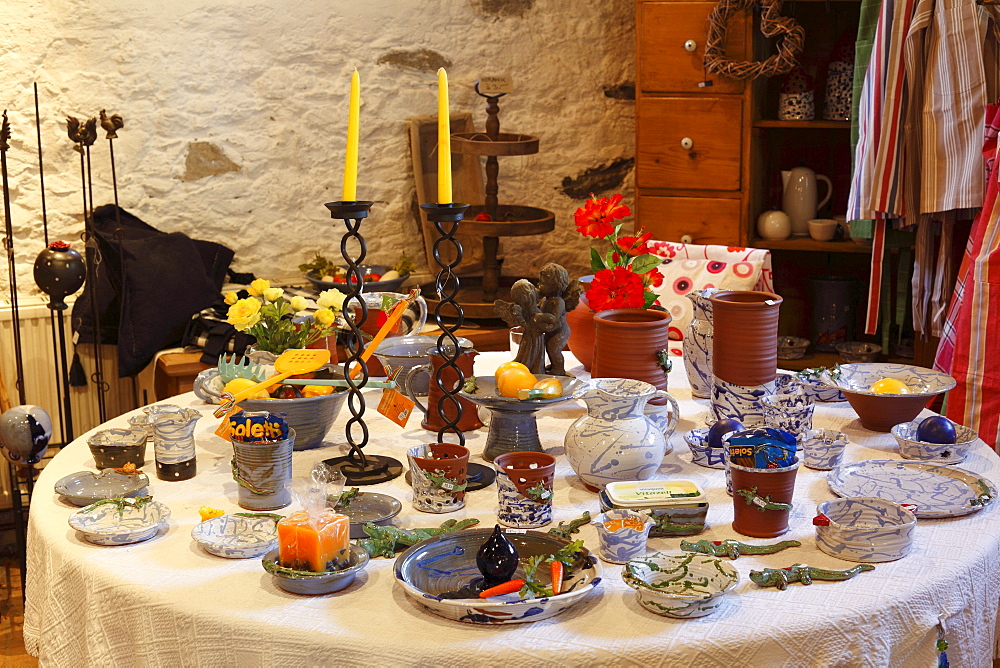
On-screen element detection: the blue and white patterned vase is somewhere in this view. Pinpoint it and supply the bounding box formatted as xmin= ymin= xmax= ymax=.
xmin=493 ymin=451 xmax=556 ymax=528
xmin=683 ymin=288 xmax=720 ymax=399
xmin=564 ymin=379 xmax=670 ymax=489
xmin=591 ymin=509 xmax=655 ymax=564
xmin=145 ymin=404 xmax=201 ymax=481
xmin=710 ymin=377 xmax=776 ymax=427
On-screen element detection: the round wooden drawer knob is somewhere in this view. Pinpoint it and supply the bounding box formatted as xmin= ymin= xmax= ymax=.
xmin=684 ymin=40 xmax=697 ymax=52
xmin=680 ymin=137 xmax=694 ymax=150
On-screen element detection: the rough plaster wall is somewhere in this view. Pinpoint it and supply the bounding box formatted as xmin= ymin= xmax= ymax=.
xmin=0 ymin=0 xmax=634 ymax=298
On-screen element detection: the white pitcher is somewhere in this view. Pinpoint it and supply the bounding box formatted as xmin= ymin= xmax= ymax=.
xmin=781 ymin=166 xmax=832 ymax=237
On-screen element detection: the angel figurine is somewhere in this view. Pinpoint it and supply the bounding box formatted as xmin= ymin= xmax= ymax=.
xmin=537 ymin=263 xmax=581 ymax=376
xmin=494 ymin=279 xmax=556 ymax=374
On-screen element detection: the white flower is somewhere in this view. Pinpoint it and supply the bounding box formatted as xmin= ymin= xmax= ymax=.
xmin=289 ymin=295 xmax=309 ymax=313
xmin=262 ymin=288 xmax=284 ymax=302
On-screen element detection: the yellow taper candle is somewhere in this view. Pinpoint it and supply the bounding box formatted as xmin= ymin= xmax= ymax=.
xmin=342 ymin=68 xmax=360 ymax=202
xmin=437 ymin=67 xmax=452 ymax=204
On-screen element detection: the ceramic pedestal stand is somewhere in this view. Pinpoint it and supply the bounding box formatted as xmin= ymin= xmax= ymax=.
xmin=321 ymin=201 xmax=402 ymax=485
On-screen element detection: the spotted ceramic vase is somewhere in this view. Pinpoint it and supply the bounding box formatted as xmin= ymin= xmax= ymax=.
xmin=145 ymin=404 xmax=201 ymax=481
xmin=710 ymin=377 xmax=776 ymax=427
xmin=564 ymin=379 xmax=669 ymax=490
xmin=683 ymin=288 xmax=720 ymax=399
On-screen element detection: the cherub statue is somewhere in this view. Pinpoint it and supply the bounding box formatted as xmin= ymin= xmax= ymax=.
xmin=537 ymin=263 xmax=581 ymax=376
xmin=494 ymin=279 xmax=556 ymax=374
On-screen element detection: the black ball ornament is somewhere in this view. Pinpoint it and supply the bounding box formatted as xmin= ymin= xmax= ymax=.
xmin=34 ymin=240 xmax=85 ymax=308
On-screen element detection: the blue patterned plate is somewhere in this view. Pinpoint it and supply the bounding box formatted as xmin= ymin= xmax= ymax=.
xmin=192 ymin=514 xmax=279 ymax=558
xmin=69 ymin=498 xmax=171 ymax=545
xmin=827 ymin=460 xmax=996 ymax=518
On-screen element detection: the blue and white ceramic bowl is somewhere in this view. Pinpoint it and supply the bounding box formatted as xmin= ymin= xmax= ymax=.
xmin=797 ymin=429 xmax=849 ymax=470
xmin=68 ymin=499 xmax=170 ymax=545
xmin=192 ymin=514 xmax=279 ymax=559
xmin=623 ymin=551 xmax=739 ymax=618
xmin=55 ymin=470 xmax=150 ymax=507
xmin=591 ymin=509 xmax=655 ymax=564
xmin=394 ymin=528 xmax=602 ymax=624
xmin=891 ymin=420 xmax=977 ymax=465
xmin=813 ymin=497 xmax=916 ymax=562
xmin=262 ymin=545 xmax=369 ymax=595
xmin=684 ymin=427 xmax=726 ymax=469
xmin=762 ymin=393 xmax=815 ymax=435
xmin=776 ymin=373 xmax=846 ymax=403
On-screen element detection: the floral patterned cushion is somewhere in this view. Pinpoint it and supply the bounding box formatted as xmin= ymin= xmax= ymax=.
xmin=646 ymin=242 xmax=773 ymax=348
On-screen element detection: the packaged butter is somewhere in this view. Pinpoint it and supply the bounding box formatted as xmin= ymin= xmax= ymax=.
xmin=599 ymin=480 xmax=708 ymax=538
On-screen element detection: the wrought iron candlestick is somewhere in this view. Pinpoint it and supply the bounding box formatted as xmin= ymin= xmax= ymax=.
xmin=421 ymin=202 xmax=470 ymax=445
xmin=321 ymin=201 xmax=402 ymax=485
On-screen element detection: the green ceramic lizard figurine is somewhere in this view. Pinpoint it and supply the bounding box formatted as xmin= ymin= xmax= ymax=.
xmin=546 ymin=511 xmax=592 ymax=540
xmin=735 ymin=487 xmax=793 ymax=512
xmin=359 ymin=518 xmax=481 ymax=558
xmin=750 ymin=563 xmax=875 ymax=590
xmin=81 ymin=495 xmax=153 ymax=519
xmin=680 ymin=539 xmax=802 ymax=559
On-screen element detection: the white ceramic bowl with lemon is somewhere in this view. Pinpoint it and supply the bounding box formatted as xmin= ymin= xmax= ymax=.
xmin=820 ymin=363 xmax=956 ymax=432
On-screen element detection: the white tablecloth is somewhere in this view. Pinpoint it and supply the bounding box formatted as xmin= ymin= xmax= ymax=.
xmin=23 ymin=354 xmax=1000 ymax=667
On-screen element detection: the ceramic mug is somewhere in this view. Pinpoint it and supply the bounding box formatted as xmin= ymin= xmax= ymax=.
xmin=407 ymin=443 xmax=470 ymax=513
xmin=493 ymin=451 xmax=556 ymax=529
xmin=798 ymin=429 xmax=848 ymax=470
xmin=762 ymin=393 xmax=815 ymax=436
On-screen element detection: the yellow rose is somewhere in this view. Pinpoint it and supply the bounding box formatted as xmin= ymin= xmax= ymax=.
xmin=313 ymin=308 xmax=336 ymax=326
xmin=289 ymin=295 xmax=309 ymax=313
xmin=317 ymin=288 xmax=346 ymax=312
xmin=227 ymin=298 xmax=261 ymax=331
xmin=247 ymin=278 xmax=271 ymax=297
xmin=262 ymin=287 xmax=284 ymax=302
xmin=223 ymin=291 xmax=238 ymax=305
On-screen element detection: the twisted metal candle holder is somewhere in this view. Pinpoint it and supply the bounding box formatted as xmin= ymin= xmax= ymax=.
xmin=322 ymin=201 xmax=401 ymax=485
xmin=421 ymin=202 xmax=470 ymax=445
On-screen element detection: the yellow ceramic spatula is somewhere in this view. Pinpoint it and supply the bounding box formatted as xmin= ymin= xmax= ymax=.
xmin=213 ymin=348 xmax=331 ymax=437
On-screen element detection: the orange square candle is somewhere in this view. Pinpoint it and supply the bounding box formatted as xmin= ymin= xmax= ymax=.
xmin=277 ymin=510 xmax=351 ymax=572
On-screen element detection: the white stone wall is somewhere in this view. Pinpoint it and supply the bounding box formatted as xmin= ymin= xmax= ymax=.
xmin=0 ymin=0 xmax=634 ymax=299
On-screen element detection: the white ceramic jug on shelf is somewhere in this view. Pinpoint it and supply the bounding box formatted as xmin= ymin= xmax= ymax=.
xmin=781 ymin=166 xmax=832 ymax=237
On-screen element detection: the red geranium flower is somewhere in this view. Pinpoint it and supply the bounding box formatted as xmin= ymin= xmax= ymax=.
xmin=645 ymin=267 xmax=664 ymax=288
xmin=616 ymin=231 xmax=653 ymax=256
xmin=586 ymin=266 xmax=646 ymax=311
xmin=574 ymin=193 xmax=631 ymax=239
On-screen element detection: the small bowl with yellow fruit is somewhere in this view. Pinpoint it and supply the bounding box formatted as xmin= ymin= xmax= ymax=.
xmin=459 ymin=362 xmax=584 ymax=461
xmin=819 ymin=363 xmax=956 ymax=432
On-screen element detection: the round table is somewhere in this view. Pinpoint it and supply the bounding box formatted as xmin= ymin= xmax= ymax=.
xmin=23 ymin=353 xmax=1000 ymax=666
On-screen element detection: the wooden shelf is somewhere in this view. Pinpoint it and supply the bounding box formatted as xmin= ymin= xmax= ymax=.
xmin=778 ymin=351 xmax=915 ymax=372
xmin=754 ymin=238 xmax=873 ymax=253
xmin=753 ymin=120 xmax=851 ymax=129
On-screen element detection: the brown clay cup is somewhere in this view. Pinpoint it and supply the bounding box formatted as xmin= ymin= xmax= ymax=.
xmin=402 ymin=345 xmax=483 ymax=433
xmin=591 ymin=309 xmax=673 ymax=402
xmin=710 ymin=291 xmax=783 ymax=387
xmin=408 ymin=443 xmax=470 ymax=503
xmin=730 ymin=457 xmax=799 ymax=538
xmin=493 ymin=452 xmax=557 ymax=498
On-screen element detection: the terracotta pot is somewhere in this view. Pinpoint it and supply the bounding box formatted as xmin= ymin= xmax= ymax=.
xmin=710 ymin=291 xmax=783 ymax=386
xmin=591 ymin=309 xmax=672 ymax=398
xmin=566 ymin=300 xmax=596 ymax=371
xmin=407 ymin=443 xmax=470 ymax=512
xmin=493 ymin=452 xmax=557 ymax=528
xmin=493 ymin=452 xmax=556 ymax=498
xmin=730 ymin=458 xmax=799 ymax=538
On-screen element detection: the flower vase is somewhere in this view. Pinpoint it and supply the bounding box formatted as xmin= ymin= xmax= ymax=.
xmin=683 ymin=288 xmax=720 ymax=399
xmin=591 ymin=309 xmax=673 ymax=395
xmin=145 ymin=404 xmax=201 ymax=481
xmin=709 ymin=291 xmax=782 ymax=425
xmin=566 ymin=294 xmax=596 ymax=371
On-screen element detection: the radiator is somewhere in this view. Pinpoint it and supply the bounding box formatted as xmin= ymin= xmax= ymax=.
xmin=0 ymin=296 xmax=138 ymax=509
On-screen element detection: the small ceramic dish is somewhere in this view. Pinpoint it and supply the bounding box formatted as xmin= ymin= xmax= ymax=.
xmin=394 ymin=528 xmax=602 ymax=624
xmin=54 ymin=470 xmax=150 ymax=507
xmin=813 ymin=497 xmax=916 ymax=562
xmin=808 ymin=218 xmax=838 ymax=242
xmin=820 ymin=363 xmax=957 ymax=432
xmin=797 ymin=429 xmax=849 ymax=470
xmin=684 ymin=427 xmax=726 ymax=469
xmin=623 ymin=551 xmax=739 ymax=618
xmin=87 ymin=428 xmax=148 ymax=469
xmin=330 ymin=492 xmax=403 ymax=539
xmin=262 ymin=545 xmax=369 ymax=595
xmin=891 ymin=420 xmax=978 ymax=464
xmin=68 ymin=498 xmax=170 ymax=545
xmin=835 ymin=341 xmax=883 ymax=363
xmin=192 ymin=514 xmax=279 ymax=558
xmin=777 ymin=336 xmax=810 ymax=360
xmin=776 ymin=372 xmax=846 ymax=403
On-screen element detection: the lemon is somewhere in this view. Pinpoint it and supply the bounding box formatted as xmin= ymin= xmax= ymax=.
xmin=532 ymin=378 xmax=564 ymax=399
xmin=223 ymin=378 xmax=270 ymax=400
xmin=497 ymin=367 xmax=538 ymax=398
xmin=869 ymin=377 xmax=911 ymax=394
xmin=495 ymin=361 xmax=530 ymax=383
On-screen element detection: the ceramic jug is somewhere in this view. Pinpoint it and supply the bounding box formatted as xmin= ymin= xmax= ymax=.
xmin=683 ymin=288 xmax=720 ymax=399
xmin=401 ymin=344 xmax=483 ymax=433
xmin=781 ymin=166 xmax=832 ymax=236
xmin=564 ymin=378 xmax=671 ymax=490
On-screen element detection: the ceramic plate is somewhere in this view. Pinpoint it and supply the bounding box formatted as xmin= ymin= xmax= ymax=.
xmin=394 ymin=528 xmax=602 ymax=624
xmin=68 ymin=499 xmax=171 ymax=545
xmin=54 ymin=470 xmax=150 ymax=507
xmin=262 ymin=545 xmax=369 ymax=595
xmin=191 ymin=514 xmax=279 ymax=558
xmin=331 ymin=492 xmax=403 ymax=539
xmin=827 ymin=459 xmax=996 ymax=518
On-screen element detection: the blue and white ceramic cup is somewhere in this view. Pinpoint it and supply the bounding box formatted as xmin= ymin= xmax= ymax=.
xmin=762 ymin=393 xmax=816 ymax=436
xmin=710 ymin=377 xmax=776 ymax=427
xmin=591 ymin=509 xmax=655 ymax=564
xmin=797 ymin=429 xmax=848 ymax=470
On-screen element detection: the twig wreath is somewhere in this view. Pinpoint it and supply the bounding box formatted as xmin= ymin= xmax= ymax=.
xmin=704 ymin=0 xmax=805 ymax=80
